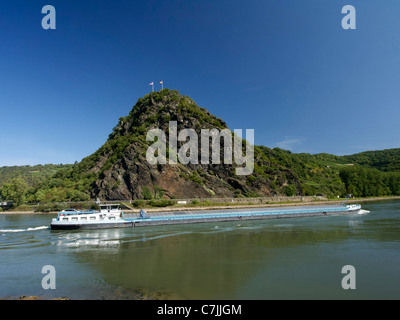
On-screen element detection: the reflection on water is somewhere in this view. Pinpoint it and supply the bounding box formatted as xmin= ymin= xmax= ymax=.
xmin=1 ymin=201 xmax=400 ymax=299
xmin=54 ymin=230 xmax=123 ymax=251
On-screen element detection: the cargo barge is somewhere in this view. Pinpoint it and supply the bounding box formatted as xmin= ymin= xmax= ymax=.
xmin=124 ymin=204 xmax=361 ymax=227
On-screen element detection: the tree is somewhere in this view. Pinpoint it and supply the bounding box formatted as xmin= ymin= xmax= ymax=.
xmin=141 ymin=186 xmax=153 ymax=200
xmin=0 ymin=178 xmax=28 ymax=206
xmin=339 ymin=166 xmax=396 ymax=197
xmin=284 ymin=184 xmax=297 ymax=196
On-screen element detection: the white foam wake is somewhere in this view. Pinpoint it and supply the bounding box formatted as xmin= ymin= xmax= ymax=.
xmin=358 ymin=209 xmax=370 ymax=215
xmin=0 ymin=226 xmax=49 ymax=233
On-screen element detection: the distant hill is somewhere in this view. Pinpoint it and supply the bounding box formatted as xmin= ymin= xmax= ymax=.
xmin=1 ymin=89 xmax=399 ymax=205
xmin=342 ymin=149 xmax=400 ymax=172
xmin=0 ymin=164 xmax=72 ymax=188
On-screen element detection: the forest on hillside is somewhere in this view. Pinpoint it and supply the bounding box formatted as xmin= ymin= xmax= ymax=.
xmin=1 ymin=148 xmax=400 ymax=208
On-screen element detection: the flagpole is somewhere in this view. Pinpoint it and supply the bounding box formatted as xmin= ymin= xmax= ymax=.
xmin=161 ymin=81 xmax=163 ymax=90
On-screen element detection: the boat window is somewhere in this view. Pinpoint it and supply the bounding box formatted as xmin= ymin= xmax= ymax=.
xmin=62 ymin=218 xmax=68 ymax=221
xmin=71 ymin=217 xmax=78 ymax=221
xmin=81 ymin=217 xmax=87 ymax=221
xmin=90 ymin=216 xmax=96 ymax=220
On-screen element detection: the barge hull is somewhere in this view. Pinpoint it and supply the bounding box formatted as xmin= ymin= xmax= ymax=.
xmin=50 ymin=221 xmax=134 ymax=230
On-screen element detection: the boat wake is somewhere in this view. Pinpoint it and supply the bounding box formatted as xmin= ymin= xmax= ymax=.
xmin=0 ymin=226 xmax=49 ymax=233
xmin=358 ymin=209 xmax=370 ymax=215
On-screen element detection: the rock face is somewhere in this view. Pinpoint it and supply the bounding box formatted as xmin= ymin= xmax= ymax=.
xmin=75 ymin=89 xmax=302 ymax=200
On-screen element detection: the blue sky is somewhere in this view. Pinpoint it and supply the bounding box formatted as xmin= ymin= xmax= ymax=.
xmin=1 ymin=0 xmax=400 ymax=166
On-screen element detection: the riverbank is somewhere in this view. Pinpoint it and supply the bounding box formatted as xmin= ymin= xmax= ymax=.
xmin=2 ymin=287 xmax=183 ymax=300
xmin=2 ymin=196 xmax=400 ymax=215
xmin=0 ymin=295 xmax=69 ymax=300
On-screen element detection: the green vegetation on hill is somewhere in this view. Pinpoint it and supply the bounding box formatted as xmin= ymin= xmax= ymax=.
xmin=0 ymin=164 xmax=74 ymax=205
xmin=339 ymin=166 xmax=400 ymax=197
xmin=264 ymin=148 xmax=347 ymax=197
xmin=0 ymin=164 xmax=72 ymax=189
xmin=2 ymin=147 xmax=400 ymax=207
xmin=342 ymin=148 xmax=400 ymax=172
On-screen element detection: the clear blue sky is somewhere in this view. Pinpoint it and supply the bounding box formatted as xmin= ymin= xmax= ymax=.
xmin=1 ymin=0 xmax=400 ymax=166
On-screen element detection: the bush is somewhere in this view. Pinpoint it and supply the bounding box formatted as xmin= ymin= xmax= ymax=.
xmin=35 ymin=203 xmax=67 ymax=212
xmin=189 ymin=172 xmax=203 ymax=184
xmin=285 ymin=184 xmax=297 ymax=196
xmin=132 ymin=200 xmax=146 ymax=207
xmin=12 ymin=204 xmax=33 ymax=212
xmin=149 ymin=199 xmax=175 ymax=207
xmin=141 ymin=186 xmax=153 ymax=200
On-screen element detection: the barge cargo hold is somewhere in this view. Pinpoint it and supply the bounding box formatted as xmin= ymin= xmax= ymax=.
xmin=124 ymin=204 xmax=361 ymax=227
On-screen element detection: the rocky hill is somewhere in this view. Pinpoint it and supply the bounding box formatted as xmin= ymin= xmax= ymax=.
xmin=64 ymin=89 xmax=306 ymax=200
xmin=2 ymin=89 xmax=400 ymax=204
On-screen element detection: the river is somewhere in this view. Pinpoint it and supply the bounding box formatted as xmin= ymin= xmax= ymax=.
xmin=1 ymin=200 xmax=400 ymax=299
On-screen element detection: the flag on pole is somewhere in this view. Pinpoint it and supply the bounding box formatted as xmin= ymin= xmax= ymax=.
xmin=160 ymin=81 xmax=163 ymax=90
xmin=149 ymin=82 xmax=154 ymax=92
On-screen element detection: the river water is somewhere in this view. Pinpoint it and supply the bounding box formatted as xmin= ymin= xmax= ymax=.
xmin=1 ymin=200 xmax=400 ymax=300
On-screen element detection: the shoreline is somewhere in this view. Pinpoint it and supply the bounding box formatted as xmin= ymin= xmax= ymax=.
xmin=2 ymin=196 xmax=400 ymax=215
